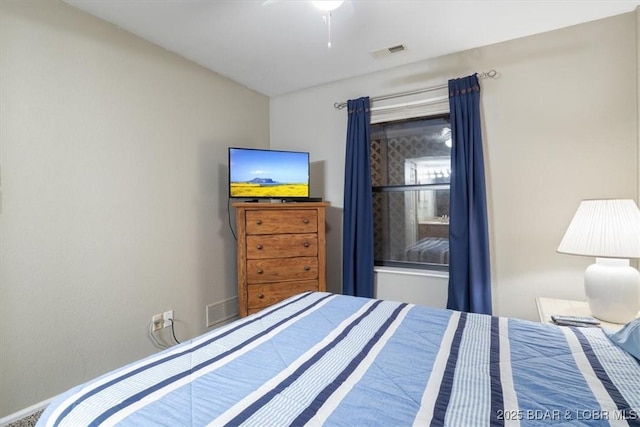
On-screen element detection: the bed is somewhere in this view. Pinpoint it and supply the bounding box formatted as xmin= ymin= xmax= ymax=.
xmin=404 ymin=237 xmax=449 ymax=265
xmin=37 ymin=292 xmax=640 ymax=426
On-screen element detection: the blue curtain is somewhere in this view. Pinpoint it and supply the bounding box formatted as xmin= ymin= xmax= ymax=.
xmin=342 ymin=97 xmax=374 ymax=298
xmin=447 ymin=75 xmax=492 ymax=314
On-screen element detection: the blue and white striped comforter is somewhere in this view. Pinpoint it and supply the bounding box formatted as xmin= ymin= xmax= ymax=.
xmin=37 ymin=292 xmax=640 ymax=426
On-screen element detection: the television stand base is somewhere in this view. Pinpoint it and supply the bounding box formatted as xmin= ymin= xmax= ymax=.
xmin=280 ymin=197 xmax=323 ymax=203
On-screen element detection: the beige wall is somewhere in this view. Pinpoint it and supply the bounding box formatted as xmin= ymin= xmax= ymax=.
xmin=637 ymin=7 xmax=640 ymax=203
xmin=271 ymin=13 xmax=638 ymax=319
xmin=0 ymin=0 xmax=269 ymax=417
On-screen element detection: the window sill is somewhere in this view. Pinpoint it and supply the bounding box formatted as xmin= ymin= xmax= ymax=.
xmin=374 ymin=266 xmax=449 ymax=279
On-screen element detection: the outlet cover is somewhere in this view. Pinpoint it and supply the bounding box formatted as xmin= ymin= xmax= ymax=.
xmin=152 ymin=314 xmax=163 ymax=332
xmin=162 ymin=310 xmax=173 ymax=328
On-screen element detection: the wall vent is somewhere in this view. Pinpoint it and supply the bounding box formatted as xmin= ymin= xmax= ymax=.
xmin=370 ymin=44 xmax=407 ymax=59
xmin=206 ymin=296 xmax=239 ymax=328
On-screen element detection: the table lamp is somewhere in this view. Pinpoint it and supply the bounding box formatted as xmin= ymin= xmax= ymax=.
xmin=557 ymin=199 xmax=640 ymax=324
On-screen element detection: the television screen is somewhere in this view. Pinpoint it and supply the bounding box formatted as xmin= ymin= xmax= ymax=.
xmin=229 ymin=147 xmax=310 ymax=199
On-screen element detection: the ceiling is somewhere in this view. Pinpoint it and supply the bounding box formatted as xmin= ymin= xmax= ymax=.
xmin=62 ymin=0 xmax=640 ymax=97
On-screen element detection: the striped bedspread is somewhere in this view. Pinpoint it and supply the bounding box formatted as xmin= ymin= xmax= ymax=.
xmin=37 ymin=292 xmax=640 ymax=426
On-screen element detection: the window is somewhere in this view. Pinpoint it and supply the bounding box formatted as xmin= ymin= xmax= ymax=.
xmin=370 ymin=114 xmax=451 ymax=270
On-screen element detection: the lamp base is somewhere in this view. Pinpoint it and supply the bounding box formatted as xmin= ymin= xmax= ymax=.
xmin=585 ymin=258 xmax=640 ymax=324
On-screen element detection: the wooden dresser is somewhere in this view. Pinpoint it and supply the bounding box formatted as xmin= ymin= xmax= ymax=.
xmin=233 ymin=202 xmax=329 ymax=317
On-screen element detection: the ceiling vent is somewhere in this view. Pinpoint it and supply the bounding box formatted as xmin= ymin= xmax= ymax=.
xmin=370 ymin=44 xmax=407 ymax=59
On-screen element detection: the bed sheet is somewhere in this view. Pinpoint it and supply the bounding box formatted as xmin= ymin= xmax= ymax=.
xmin=404 ymin=237 xmax=449 ymax=265
xmin=37 ymin=292 xmax=640 ymax=426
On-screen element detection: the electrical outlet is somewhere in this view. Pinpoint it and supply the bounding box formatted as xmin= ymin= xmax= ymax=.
xmin=163 ymin=310 xmax=173 ymax=328
xmin=152 ymin=314 xmax=163 ymax=332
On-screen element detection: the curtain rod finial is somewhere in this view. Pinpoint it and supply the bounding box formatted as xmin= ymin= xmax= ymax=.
xmin=478 ymin=69 xmax=497 ymax=79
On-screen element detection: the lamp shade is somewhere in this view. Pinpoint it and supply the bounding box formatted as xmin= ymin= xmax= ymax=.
xmin=557 ymin=199 xmax=640 ymax=259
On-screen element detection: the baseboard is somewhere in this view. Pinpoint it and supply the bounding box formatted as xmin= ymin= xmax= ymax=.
xmin=0 ymin=397 xmax=53 ymax=427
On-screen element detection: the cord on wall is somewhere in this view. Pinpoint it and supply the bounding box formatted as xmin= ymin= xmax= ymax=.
xmin=148 ymin=322 xmax=168 ymax=349
xmin=169 ymin=319 xmax=180 ymax=344
xmin=148 ymin=317 xmax=181 ymax=349
xmin=228 ymin=197 xmax=237 ymax=241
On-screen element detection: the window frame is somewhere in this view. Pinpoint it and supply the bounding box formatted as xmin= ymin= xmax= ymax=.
xmin=370 ymin=113 xmax=451 ymax=272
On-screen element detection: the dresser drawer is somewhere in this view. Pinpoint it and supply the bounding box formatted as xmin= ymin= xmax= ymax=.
xmin=247 ymin=280 xmax=319 ymax=310
xmin=246 ymin=257 xmax=318 ymax=283
xmin=245 ymin=210 xmax=318 ymax=234
xmin=246 ymin=234 xmax=317 ymax=259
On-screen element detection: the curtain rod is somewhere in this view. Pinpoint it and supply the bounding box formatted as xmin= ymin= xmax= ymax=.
xmin=333 ymin=69 xmax=497 ymax=110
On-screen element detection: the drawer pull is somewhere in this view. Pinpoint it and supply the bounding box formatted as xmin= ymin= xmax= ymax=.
xmin=257 ymin=269 xmax=263 ymax=274
xmin=304 ymin=266 xmax=310 ymax=271
xmin=257 ymin=293 xmax=265 ymax=299
xmin=256 ymin=220 xmax=262 ymax=225
xmin=303 ymin=218 xmax=310 ymax=224
xmin=303 ymin=242 xmax=310 ymax=248
xmin=257 ymin=244 xmax=263 ymax=250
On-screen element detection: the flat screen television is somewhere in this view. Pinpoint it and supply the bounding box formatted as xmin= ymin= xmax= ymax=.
xmin=228 ymin=147 xmax=310 ymax=200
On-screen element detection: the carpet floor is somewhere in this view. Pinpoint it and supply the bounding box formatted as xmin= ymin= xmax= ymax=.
xmin=7 ymin=410 xmax=42 ymax=427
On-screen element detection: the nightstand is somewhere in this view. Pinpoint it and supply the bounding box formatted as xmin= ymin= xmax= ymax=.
xmin=535 ymin=297 xmax=637 ymax=332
